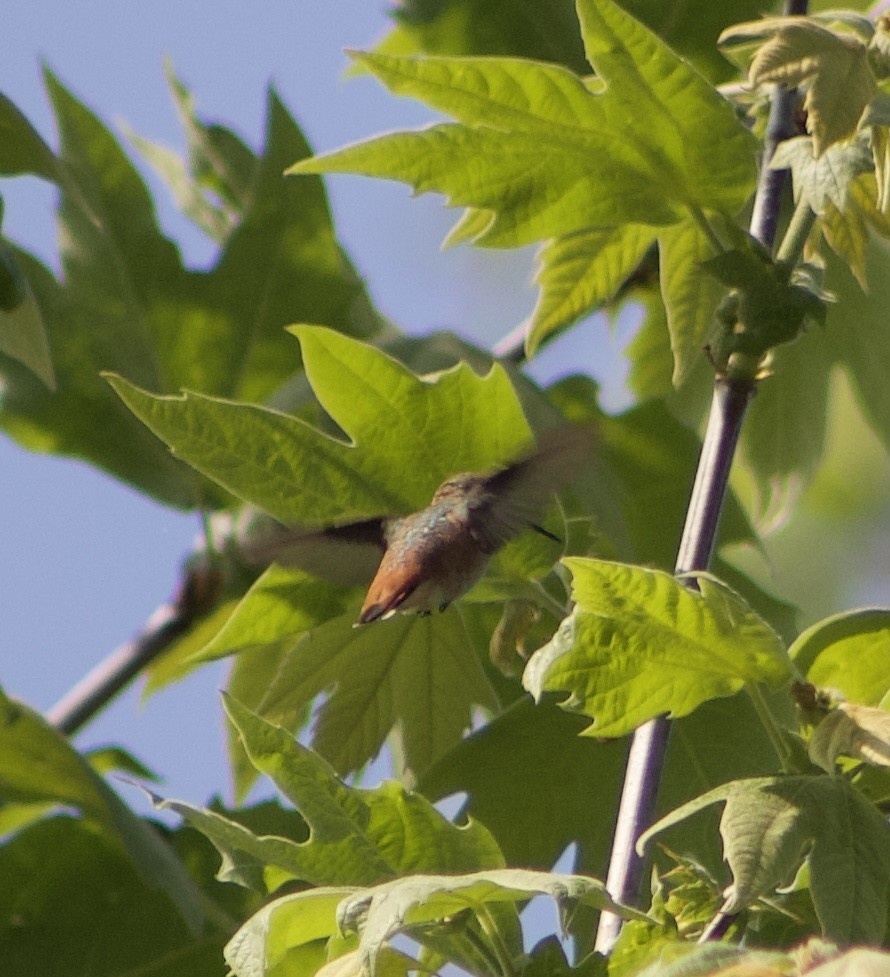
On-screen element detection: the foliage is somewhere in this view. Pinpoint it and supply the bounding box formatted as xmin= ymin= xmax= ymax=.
xmin=2 ymin=0 xmax=890 ymax=976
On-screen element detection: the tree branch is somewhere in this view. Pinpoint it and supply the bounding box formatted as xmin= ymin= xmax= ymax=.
xmin=47 ymin=558 xmax=222 ymax=736
xmin=594 ymin=0 xmax=808 ymax=953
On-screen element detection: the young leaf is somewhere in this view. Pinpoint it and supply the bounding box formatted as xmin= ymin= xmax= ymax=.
xmin=640 ymin=775 xmax=890 ymax=944
xmin=721 ymin=18 xmax=876 ymax=154
xmin=771 ymin=135 xmax=874 ymax=215
xmin=224 ymin=887 xmax=358 ymax=977
xmin=809 ymin=702 xmax=890 ymax=772
xmin=336 ymin=868 xmax=647 ymax=976
xmin=291 ymin=0 xmax=755 ymax=248
xmin=523 ymin=561 xmax=793 ymax=736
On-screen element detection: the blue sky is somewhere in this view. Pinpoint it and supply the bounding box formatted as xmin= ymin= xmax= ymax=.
xmin=0 ymin=2 xmax=629 ymax=808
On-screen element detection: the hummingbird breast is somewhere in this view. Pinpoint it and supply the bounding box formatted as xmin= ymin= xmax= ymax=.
xmin=357 ymin=502 xmax=489 ymax=624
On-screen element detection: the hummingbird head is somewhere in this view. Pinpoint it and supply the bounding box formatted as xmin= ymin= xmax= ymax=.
xmin=429 ymin=472 xmax=490 ymax=505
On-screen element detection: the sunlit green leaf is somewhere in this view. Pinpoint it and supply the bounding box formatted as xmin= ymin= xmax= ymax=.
xmin=791 ymin=608 xmax=890 ymax=705
xmin=293 ymin=0 xmax=755 ymax=248
xmin=523 ymin=561 xmax=792 ymax=736
xmin=525 ymin=225 xmax=656 ymax=356
xmin=108 ymin=325 xmax=536 ymax=525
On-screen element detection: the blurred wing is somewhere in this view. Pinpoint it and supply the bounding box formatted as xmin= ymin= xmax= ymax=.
xmin=239 ymin=517 xmax=387 ymax=587
xmin=471 ymin=423 xmax=597 ymax=553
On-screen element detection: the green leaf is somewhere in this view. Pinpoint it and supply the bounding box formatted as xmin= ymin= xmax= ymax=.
xmin=232 ymin=605 xmax=498 ymax=780
xmin=0 ymin=817 xmax=239 ymax=977
xmin=544 ymin=387 xmax=756 ymax=569
xmin=657 ymin=217 xmax=724 ymax=385
xmin=0 ymin=93 xmax=60 ymax=180
xmin=740 ymin=329 xmax=835 ymax=515
xmin=820 ymin=197 xmax=869 ymax=288
xmin=0 ymin=77 xmax=378 ymax=506
xmin=722 ymin=18 xmax=876 ymax=155
xmin=384 ymin=0 xmax=767 ymax=83
xmin=337 ymin=869 xmax=647 ymax=973
xmin=641 ymin=775 xmax=890 ymax=944
xmin=381 ymin=0 xmax=590 ymax=74
xmin=523 ymin=561 xmax=793 ymax=736
xmin=420 ymin=688 xmax=781 ymax=880
xmin=420 ymin=697 xmax=629 ymax=872
xmin=525 ymin=225 xmax=657 ymax=356
xmin=130 ymin=63 xmax=257 ymax=242
xmin=224 ymin=887 xmax=357 ymax=977
xmin=162 ymin=698 xmax=505 ymax=897
xmin=108 ymin=325 xmax=536 ymax=525
xmin=293 ymin=0 xmax=755 ymax=248
xmin=0 ymin=689 xmax=204 ymax=932
xmin=0 ymin=239 xmax=54 ymax=388
xmin=790 ymin=608 xmax=890 ymax=705
xmin=771 ymin=135 xmax=874 ymax=214
xmin=195 ymin=565 xmax=351 ymax=663
xmin=824 ymin=239 xmax=890 ymax=457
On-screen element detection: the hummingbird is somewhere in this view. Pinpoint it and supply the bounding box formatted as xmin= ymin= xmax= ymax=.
xmin=240 ymin=424 xmax=594 ymax=624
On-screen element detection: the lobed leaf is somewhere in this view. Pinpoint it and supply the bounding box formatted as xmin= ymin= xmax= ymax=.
xmin=109 ymin=325 xmax=535 ymax=525
xmin=0 ymin=76 xmax=378 ymax=506
xmin=292 ymin=0 xmax=755 ymax=248
xmin=524 ymin=225 xmax=656 ymax=356
xmin=771 ymin=135 xmax=874 ymax=215
xmin=722 ymin=17 xmax=876 ymax=154
xmin=640 ymin=775 xmax=890 ymax=944
xmin=523 ymin=561 xmax=793 ymax=736
xmin=160 ymin=698 xmax=505 ymax=898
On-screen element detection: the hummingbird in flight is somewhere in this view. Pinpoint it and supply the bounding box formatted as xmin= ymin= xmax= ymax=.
xmin=242 ymin=424 xmax=594 ymax=624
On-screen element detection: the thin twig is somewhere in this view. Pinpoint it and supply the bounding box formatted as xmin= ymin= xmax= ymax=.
xmin=47 ymin=557 xmax=222 ymax=736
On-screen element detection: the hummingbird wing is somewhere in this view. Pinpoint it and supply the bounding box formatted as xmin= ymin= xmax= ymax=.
xmin=239 ymin=516 xmax=388 ymax=587
xmin=469 ymin=423 xmax=596 ymax=553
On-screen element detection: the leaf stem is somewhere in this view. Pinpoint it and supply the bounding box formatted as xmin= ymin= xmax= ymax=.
xmin=473 ymin=906 xmax=519 ymax=977
xmin=687 ymin=205 xmax=727 ymax=256
xmin=746 ymin=682 xmax=796 ymax=773
xmin=775 ymin=198 xmax=817 ymax=267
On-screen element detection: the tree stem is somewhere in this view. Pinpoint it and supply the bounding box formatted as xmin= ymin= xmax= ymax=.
xmin=594 ymin=0 xmax=808 ymax=953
